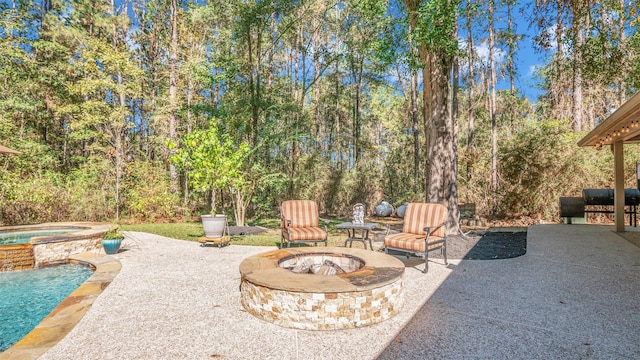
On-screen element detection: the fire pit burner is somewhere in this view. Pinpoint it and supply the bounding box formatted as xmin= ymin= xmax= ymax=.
xmin=239 ymin=247 xmax=405 ymax=330
xmin=279 ymin=252 xmax=364 ymax=275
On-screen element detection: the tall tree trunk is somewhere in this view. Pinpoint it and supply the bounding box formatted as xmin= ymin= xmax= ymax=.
xmin=404 ymin=0 xmax=459 ymax=233
xmin=466 ymin=1 xmax=475 ymax=181
xmin=168 ymin=0 xmax=179 ymax=193
xmin=410 ymin=68 xmax=420 ymax=191
xmin=256 ymin=24 xmax=263 ymax=146
xmin=247 ymin=29 xmax=256 ymax=136
xmin=408 ymin=21 xmax=420 ymax=191
xmin=353 ymin=58 xmax=363 ymax=164
xmin=448 ymin=12 xmax=460 ymax=232
xmin=312 ymin=7 xmax=322 ymax=147
xmin=289 ymin=21 xmax=301 ymax=196
xmin=112 ymin=0 xmax=126 ymax=221
xmin=267 ymin=11 xmax=275 ymax=90
xmin=617 ymin=0 xmax=626 ymax=106
xmin=585 ymin=6 xmax=596 ymax=129
xmin=246 ymin=21 xmax=262 ymax=148
xmin=572 ymin=23 xmax=584 ymax=131
xmin=507 ymin=0 xmax=516 ymax=95
xmin=554 ymin=1 xmax=564 ymax=112
xmin=489 ymin=0 xmax=498 ymax=211
xmin=334 ymin=41 xmax=342 ymax=171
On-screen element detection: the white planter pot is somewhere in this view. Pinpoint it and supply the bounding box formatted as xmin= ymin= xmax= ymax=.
xmin=201 ymin=214 xmax=227 ymax=238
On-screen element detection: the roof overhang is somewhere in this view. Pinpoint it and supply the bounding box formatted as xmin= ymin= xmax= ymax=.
xmin=578 ymin=91 xmax=640 ymax=148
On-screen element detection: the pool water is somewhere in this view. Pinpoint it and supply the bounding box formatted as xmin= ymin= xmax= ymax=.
xmin=0 ymin=264 xmax=93 ymax=352
xmin=0 ymin=229 xmax=81 ymax=245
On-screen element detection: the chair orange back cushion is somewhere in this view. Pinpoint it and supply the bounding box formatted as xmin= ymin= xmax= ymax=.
xmin=281 ymin=200 xmax=319 ymax=228
xmin=403 ymin=203 xmax=448 ymax=237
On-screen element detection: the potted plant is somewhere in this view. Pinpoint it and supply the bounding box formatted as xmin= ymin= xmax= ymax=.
xmin=201 ymin=213 xmax=227 ymax=238
xmin=102 ymin=228 xmax=125 ymax=254
xmin=171 ymin=119 xmax=250 ymax=235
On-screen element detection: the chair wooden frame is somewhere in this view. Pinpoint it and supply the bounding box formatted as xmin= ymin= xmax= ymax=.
xmin=384 ymin=203 xmax=448 ymax=273
xmin=280 ymin=200 xmax=328 ymax=248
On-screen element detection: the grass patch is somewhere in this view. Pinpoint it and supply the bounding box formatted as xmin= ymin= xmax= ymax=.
xmin=119 ymin=223 xmax=204 ymax=242
xmin=247 ymin=218 xmax=281 ymax=228
xmin=230 ymin=233 xmax=347 ymax=247
xmin=230 ymin=233 xmax=281 ymax=247
xmin=120 ymin=219 xmax=387 ymax=248
xmin=119 ymin=222 xmax=284 ymax=246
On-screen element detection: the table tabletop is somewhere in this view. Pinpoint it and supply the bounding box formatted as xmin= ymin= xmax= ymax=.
xmin=336 ymin=222 xmax=378 ymax=230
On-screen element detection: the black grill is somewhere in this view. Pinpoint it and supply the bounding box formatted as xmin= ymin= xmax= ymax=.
xmin=579 ymin=188 xmax=640 ymax=226
xmin=583 ymin=189 xmax=640 ymax=206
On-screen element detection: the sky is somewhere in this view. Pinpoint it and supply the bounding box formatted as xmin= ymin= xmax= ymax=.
xmin=458 ymin=1 xmax=555 ymax=103
xmin=473 ymin=35 xmax=545 ymax=103
xmin=510 ymin=32 xmax=546 ymax=102
xmin=468 ymin=3 xmax=548 ymax=103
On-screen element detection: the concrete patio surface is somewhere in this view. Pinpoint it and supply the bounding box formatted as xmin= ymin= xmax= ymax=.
xmin=379 ymin=224 xmax=640 ymax=359
xmin=34 ymin=224 xmax=639 ymax=359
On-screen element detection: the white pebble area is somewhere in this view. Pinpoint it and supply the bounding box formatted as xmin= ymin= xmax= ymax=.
xmin=40 ymin=231 xmax=454 ymax=360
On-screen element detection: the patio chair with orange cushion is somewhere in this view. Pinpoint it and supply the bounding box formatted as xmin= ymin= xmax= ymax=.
xmin=384 ymin=202 xmax=448 ymax=273
xmin=280 ymin=200 xmax=328 ymax=248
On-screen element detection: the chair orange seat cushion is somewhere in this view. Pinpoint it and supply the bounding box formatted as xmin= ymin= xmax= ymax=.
xmin=281 ymin=200 xmax=320 ymax=228
xmin=384 ymin=232 xmax=444 ymax=252
xmin=402 ymin=203 xmax=447 ymax=237
xmin=383 ymin=202 xmax=448 ymax=273
xmin=280 ymin=200 xmax=327 ymax=247
xmin=283 ymin=227 xmax=327 ymax=241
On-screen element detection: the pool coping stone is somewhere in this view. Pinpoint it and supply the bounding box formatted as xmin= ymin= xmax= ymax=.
xmin=0 ymin=252 xmax=121 ymax=360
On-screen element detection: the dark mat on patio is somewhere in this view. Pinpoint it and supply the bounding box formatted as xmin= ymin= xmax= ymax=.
xmin=423 ymin=229 xmax=527 ymax=260
xmin=461 ymin=231 xmax=527 ymax=260
xmin=379 ymin=222 xmax=527 ymax=260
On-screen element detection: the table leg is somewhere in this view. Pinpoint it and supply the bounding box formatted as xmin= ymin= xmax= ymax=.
xmin=344 ymin=229 xmax=353 ymax=248
xmin=361 ymin=230 xmax=368 ymax=250
xmin=360 ymin=229 xmax=367 ymax=250
xmin=344 ymin=228 xmax=349 ymax=247
xmin=361 ymin=229 xmax=367 ymax=249
xmin=343 ymin=228 xmax=370 ymax=249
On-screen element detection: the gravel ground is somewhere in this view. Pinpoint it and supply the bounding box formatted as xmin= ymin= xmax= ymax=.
xmin=38 ymin=226 xmax=638 ymax=360
xmin=39 ymin=231 xmax=458 ymax=360
xmin=37 ymin=229 xmax=526 ymax=359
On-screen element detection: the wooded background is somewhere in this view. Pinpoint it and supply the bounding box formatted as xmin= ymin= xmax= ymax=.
xmin=0 ymin=0 xmax=638 ymax=228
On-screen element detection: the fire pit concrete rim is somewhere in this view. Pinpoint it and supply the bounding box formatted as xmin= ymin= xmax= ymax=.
xmin=239 ymin=246 xmax=405 ymax=293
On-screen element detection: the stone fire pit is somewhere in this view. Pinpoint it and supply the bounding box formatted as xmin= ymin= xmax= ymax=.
xmin=239 ymin=247 xmax=405 ymax=330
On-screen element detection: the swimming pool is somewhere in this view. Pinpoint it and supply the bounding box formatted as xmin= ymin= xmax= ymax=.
xmin=0 ymin=264 xmax=93 ymax=352
xmin=0 ymin=223 xmax=111 ymax=271
xmin=0 ymin=229 xmax=83 ymax=245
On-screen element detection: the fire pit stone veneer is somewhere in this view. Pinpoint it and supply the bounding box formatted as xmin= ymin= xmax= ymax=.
xmin=239 ymin=247 xmax=405 ymax=330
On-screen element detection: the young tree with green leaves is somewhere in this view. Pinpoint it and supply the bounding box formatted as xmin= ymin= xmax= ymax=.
xmin=171 ymin=119 xmax=250 ymax=224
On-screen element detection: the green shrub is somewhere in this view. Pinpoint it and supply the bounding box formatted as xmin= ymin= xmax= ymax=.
xmin=122 ymin=160 xmax=182 ymax=222
xmin=496 ymin=119 xmax=630 ymax=221
xmin=0 ymin=171 xmax=71 ymax=224
xmin=65 ymin=163 xmax=115 ymax=221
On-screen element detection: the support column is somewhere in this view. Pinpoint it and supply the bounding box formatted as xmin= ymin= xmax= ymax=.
xmin=614 ymin=140 xmax=625 ymax=232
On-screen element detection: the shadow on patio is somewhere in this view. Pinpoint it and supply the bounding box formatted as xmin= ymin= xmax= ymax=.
xmin=377 ymin=224 xmax=640 ymax=359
